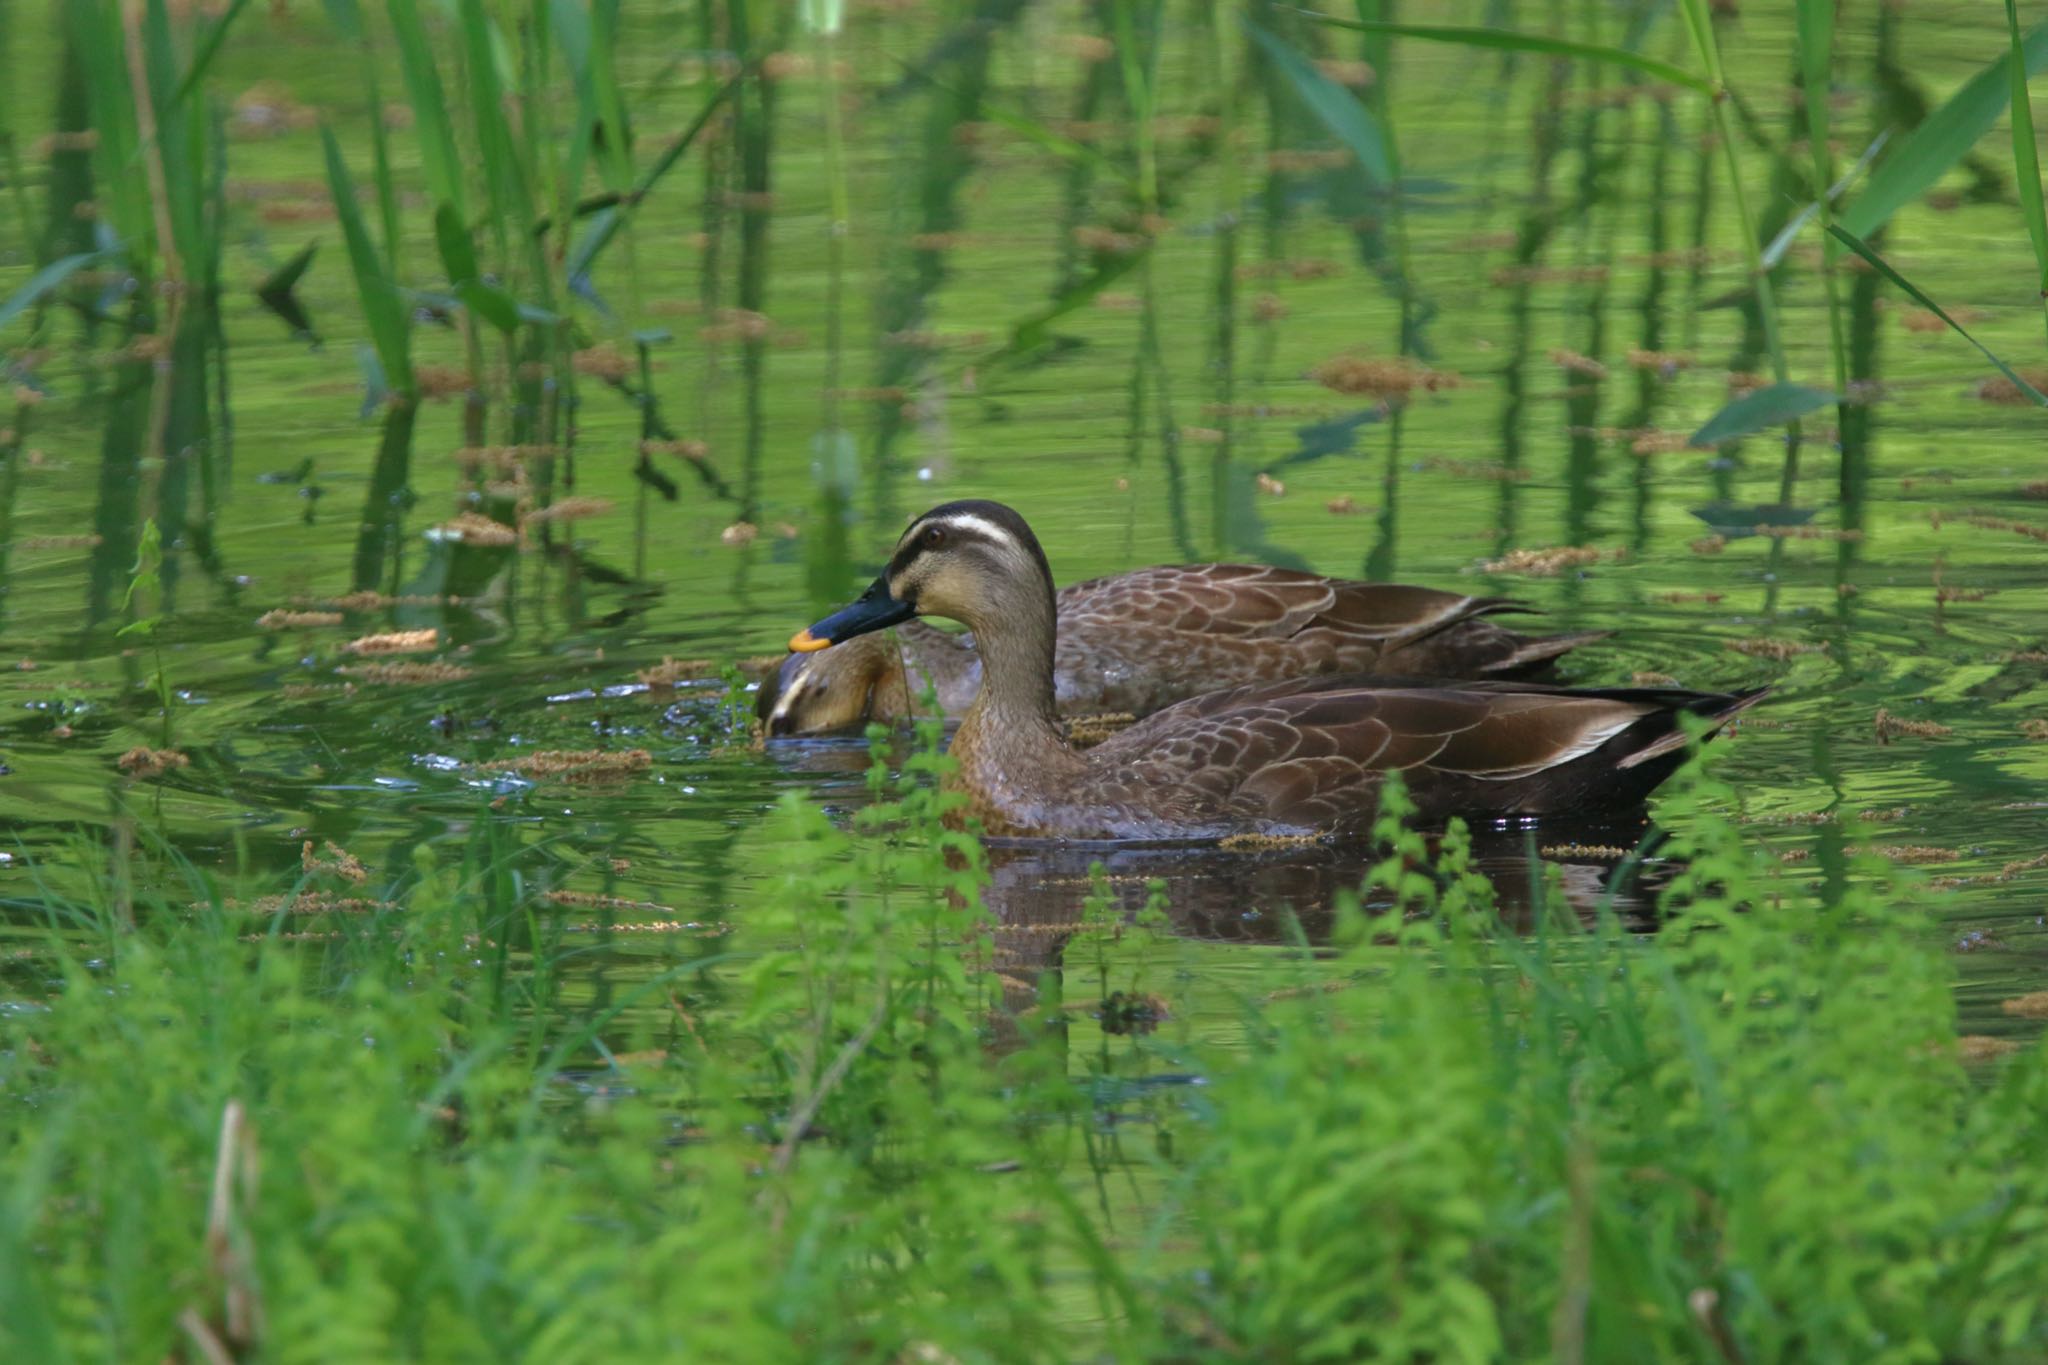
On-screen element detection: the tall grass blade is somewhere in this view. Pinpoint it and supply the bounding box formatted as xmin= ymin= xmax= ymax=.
xmin=1841 ymin=22 xmax=2048 ymax=238
xmin=321 ymin=126 xmax=413 ymax=396
xmin=1243 ymin=18 xmax=1389 ymax=186
xmin=1828 ymin=222 xmax=2048 ymax=405
xmin=1689 ymin=383 xmax=1837 ymax=449
xmin=2004 ymin=0 xmax=2048 ymax=337
xmin=566 ymin=77 xmax=738 ymax=284
xmin=168 ymin=0 xmax=253 ymax=106
xmin=387 ymin=0 xmax=465 ymax=222
xmin=1297 ymin=12 xmax=1712 ymax=94
xmin=0 ymin=251 xmax=106 ymax=333
xmin=1760 ymin=130 xmax=1888 ymax=269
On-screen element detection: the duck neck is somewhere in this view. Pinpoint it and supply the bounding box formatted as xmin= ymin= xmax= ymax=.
xmin=953 ymin=588 xmax=1073 ymax=761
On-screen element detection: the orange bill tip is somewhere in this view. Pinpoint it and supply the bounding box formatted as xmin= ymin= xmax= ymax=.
xmin=789 ymin=629 xmax=831 ymax=653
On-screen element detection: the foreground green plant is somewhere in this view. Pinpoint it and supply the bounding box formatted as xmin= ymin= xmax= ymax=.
xmin=4 ymin=743 xmax=2048 ymax=1362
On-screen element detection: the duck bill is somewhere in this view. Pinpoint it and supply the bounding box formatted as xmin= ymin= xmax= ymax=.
xmin=789 ymin=576 xmax=914 ymax=652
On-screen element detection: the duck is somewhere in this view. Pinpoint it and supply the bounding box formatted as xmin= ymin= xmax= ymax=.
xmin=760 ymin=564 xmax=1606 ymax=736
xmin=788 ymin=500 xmax=1765 ymax=841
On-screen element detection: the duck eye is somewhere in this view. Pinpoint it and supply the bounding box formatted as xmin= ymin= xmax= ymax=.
xmin=922 ymin=526 xmax=946 ymax=550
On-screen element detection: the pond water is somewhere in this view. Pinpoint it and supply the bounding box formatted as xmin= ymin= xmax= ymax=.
xmin=1 ymin=1 xmax=2045 ymax=1037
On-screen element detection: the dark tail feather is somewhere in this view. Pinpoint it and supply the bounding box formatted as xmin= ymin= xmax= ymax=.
xmin=1478 ymin=628 xmax=1612 ymax=678
xmin=1615 ymin=687 xmax=1771 ymax=769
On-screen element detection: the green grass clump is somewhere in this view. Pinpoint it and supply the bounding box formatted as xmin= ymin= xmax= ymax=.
xmin=5 ymin=740 xmax=2048 ymax=1361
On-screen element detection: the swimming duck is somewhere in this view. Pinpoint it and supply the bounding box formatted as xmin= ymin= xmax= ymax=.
xmin=789 ymin=500 xmax=1765 ymax=841
xmin=760 ymin=564 xmax=1605 ymax=736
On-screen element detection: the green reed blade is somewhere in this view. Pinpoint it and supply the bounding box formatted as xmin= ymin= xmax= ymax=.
xmin=1841 ymin=20 xmax=2048 ymax=238
xmin=321 ymin=125 xmax=414 ymax=396
xmin=566 ymin=78 xmax=737 ymax=284
xmin=2004 ymin=0 xmax=2048 ymax=333
xmin=1829 ymin=221 xmax=2048 ymax=406
xmin=1689 ymin=383 xmax=1838 ymax=449
xmin=1297 ymin=12 xmax=1712 ymax=94
xmin=1243 ymin=17 xmax=1389 ymax=186
xmin=0 ymin=251 xmax=106 ymax=333
xmin=387 ymin=0 xmax=466 ymax=223
xmin=168 ymin=0 xmax=253 ymax=106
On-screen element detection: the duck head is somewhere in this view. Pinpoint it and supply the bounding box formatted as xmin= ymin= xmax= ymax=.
xmin=791 ymin=500 xmax=1055 ymax=648
xmin=755 ymin=634 xmax=909 ymax=736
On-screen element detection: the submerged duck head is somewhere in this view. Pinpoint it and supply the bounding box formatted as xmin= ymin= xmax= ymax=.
xmin=755 ymin=634 xmax=910 ymax=736
xmin=791 ymin=500 xmax=1055 ymax=651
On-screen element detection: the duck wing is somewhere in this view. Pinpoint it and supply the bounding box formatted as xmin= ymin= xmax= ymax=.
xmin=1057 ymin=564 xmax=1520 ymax=647
xmin=1085 ymin=679 xmax=1765 ymax=832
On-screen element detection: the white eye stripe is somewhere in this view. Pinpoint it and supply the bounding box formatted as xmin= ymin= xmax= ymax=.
xmin=768 ymin=666 xmax=809 ymax=721
xmin=913 ymin=513 xmax=1023 ymax=554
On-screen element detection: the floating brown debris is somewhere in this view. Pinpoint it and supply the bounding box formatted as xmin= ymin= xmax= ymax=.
xmin=522 ymin=496 xmax=613 ymax=526
xmin=1254 ymin=472 xmax=1285 ymax=497
xmin=1179 ymin=426 xmax=1225 ymax=445
xmin=1973 ymin=368 xmax=2048 ymax=404
xmin=1219 ymin=831 xmax=1324 ymax=852
xmin=560 ymin=918 xmax=730 ymax=937
xmin=1072 ymin=225 xmax=1150 ymax=256
xmin=256 ymin=609 xmax=343 ymax=629
xmin=1962 ymin=513 xmax=2048 ymax=543
xmin=2021 ymin=481 xmax=2048 ymax=500
xmin=2010 ymin=651 xmax=2048 ymax=664
xmin=1754 ymin=810 xmax=1836 ymax=826
xmin=117 ymin=747 xmax=188 ymax=778
xmin=281 ymin=683 xmax=352 ymax=700
xmin=2020 ymin=719 xmax=2048 ymax=741
xmin=1251 ymin=292 xmax=1290 ymax=323
xmin=1490 ymin=263 xmax=1609 ymax=286
xmin=636 ymin=657 xmax=714 ymax=690
xmin=339 ymin=661 xmax=473 ymax=685
xmin=545 ymin=890 xmax=676 ymax=914
xmin=1479 ymin=545 xmax=1624 ymax=577
xmin=1778 ymin=848 xmax=1813 ymax=864
xmin=344 ymin=629 xmax=439 ymax=656
xmin=1315 ymin=57 xmax=1375 ymax=87
xmin=453 ymin=443 xmax=560 ymax=473
xmin=1065 ymin=713 xmax=1136 ymax=748
xmin=1654 ymin=591 xmax=1724 ymax=605
xmin=1875 ymin=708 xmax=1952 ymax=742
xmin=1091 ymin=291 xmax=1141 ymax=313
xmin=1421 ymin=456 xmax=1527 ymax=483
xmin=571 ymin=345 xmax=632 ymax=381
xmin=697 ymin=309 xmax=773 ymax=344
xmin=1326 ymin=495 xmax=1361 ymax=516
xmin=488 ymin=749 xmax=653 ymax=782
xmin=1957 ymin=1035 xmax=2024 ymax=1063
xmin=1549 ymin=349 xmax=1607 ymax=378
xmin=215 ymin=892 xmax=396 ymax=916
xmin=434 ymin=512 xmax=518 ymax=547
xmin=1309 ymin=355 xmax=1463 ymax=399
xmin=2001 ymin=993 xmax=2048 ymax=1020
xmin=1055 ymin=32 xmax=1115 ymax=62
xmin=1929 ymin=852 xmax=2048 ymax=890
xmin=1632 ymin=671 xmax=1679 ymax=685
xmin=16 ymin=534 xmax=102 ymax=551
xmin=1754 ymin=524 xmax=1864 ymax=542
xmin=1725 ymin=637 xmax=1819 ymax=661
xmin=1860 ymin=845 xmax=1958 ymax=864
xmin=1540 ymin=843 xmax=1630 ymax=859
xmin=1627 ymin=348 xmax=1696 ymax=375
xmin=303 ymin=839 xmax=368 ymax=884
xmin=642 ymin=438 xmax=710 ymax=462
xmin=881 ymin=329 xmax=990 ymax=351
xmin=1690 ymin=535 xmax=1727 ymax=555
xmin=1935 ymin=585 xmax=1997 ymax=604
xmin=291 ymin=591 xmax=466 ymax=611
xmin=413 ymin=364 xmax=471 ymax=401
xmin=1265 ymin=978 xmax=1359 ymax=1003
xmin=1236 ymin=257 xmax=1341 ymax=281
xmin=1630 ymin=429 xmax=1694 ymax=456
xmin=1900 ymin=309 xmax=1949 ymax=333
xmin=721 ymin=522 xmax=759 ymax=547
